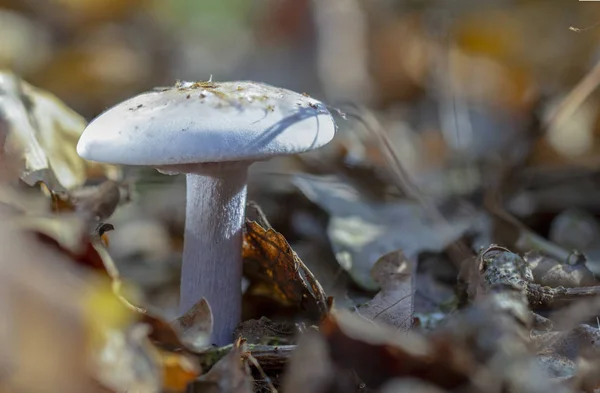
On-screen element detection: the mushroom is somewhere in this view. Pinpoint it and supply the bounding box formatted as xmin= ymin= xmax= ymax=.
xmin=76 ymin=80 xmax=337 ymax=345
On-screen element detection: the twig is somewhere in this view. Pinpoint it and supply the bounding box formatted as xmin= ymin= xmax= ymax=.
xmin=527 ymin=284 xmax=600 ymax=309
xmin=476 ymin=245 xmax=600 ymax=309
xmin=545 ymin=58 xmax=600 ymax=131
xmin=340 ymin=106 xmax=427 ymax=205
xmin=245 ymin=352 xmax=278 ymax=393
xmin=194 ymin=344 xmax=295 ymax=372
xmin=246 ymin=200 xmax=272 ymax=229
xmin=485 ymin=196 xmax=572 ymax=262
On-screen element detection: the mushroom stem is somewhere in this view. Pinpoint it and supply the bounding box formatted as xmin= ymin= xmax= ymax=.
xmin=181 ymin=163 xmax=249 ymax=345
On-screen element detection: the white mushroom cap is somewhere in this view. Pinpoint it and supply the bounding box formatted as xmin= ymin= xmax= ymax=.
xmin=77 ymin=81 xmax=337 ymax=166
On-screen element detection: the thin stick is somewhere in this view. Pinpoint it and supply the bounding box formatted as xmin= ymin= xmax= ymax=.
xmin=529 ymin=285 xmax=600 ymax=307
xmin=245 ymin=352 xmax=278 ymax=393
xmin=195 ymin=344 xmax=295 ymax=372
xmin=545 ymin=59 xmax=600 ymax=131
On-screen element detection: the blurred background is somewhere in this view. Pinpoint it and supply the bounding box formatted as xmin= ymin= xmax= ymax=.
xmin=4 ymin=0 xmax=600 ymax=316
xmin=6 ymin=0 xmax=600 ymax=391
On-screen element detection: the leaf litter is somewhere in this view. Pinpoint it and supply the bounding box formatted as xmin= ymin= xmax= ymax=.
xmin=6 ymin=19 xmax=600 ymax=393
xmin=356 ymin=250 xmax=414 ymax=331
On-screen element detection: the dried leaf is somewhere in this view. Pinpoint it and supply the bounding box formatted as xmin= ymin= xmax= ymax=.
xmin=138 ymin=299 xmax=213 ymax=355
xmin=9 ymin=207 xmax=148 ymax=318
xmin=281 ymin=331 xmax=334 ymax=393
xmin=0 ymin=71 xmax=121 ymax=190
xmin=536 ymin=352 xmax=577 ymax=378
xmin=0 ymin=207 xmax=106 ymax=393
xmin=87 ymin=275 xmax=202 ymax=393
xmin=320 ymin=310 xmax=472 ymax=390
xmin=171 ymin=298 xmax=213 ymax=352
xmin=242 ymin=220 xmax=328 ymax=319
xmin=190 ymin=338 xmax=253 ymax=393
xmin=294 ymin=174 xmax=488 ymax=290
xmin=79 ymin=264 xmax=159 ymax=393
xmin=92 ymin=323 xmax=161 ymax=393
xmin=142 ymin=312 xmax=189 ymax=352
xmin=541 ymin=324 xmax=600 ymax=360
xmin=357 ymin=250 xmax=415 ymax=330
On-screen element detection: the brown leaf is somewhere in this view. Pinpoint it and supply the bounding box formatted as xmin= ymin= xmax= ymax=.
xmin=139 ymin=299 xmax=213 ymax=355
xmin=242 ymin=220 xmax=328 ymax=319
xmin=190 ymin=338 xmax=253 ymax=393
xmin=281 ymin=331 xmax=334 ymax=393
xmin=357 ymin=250 xmax=415 ymax=330
xmin=320 ymin=310 xmax=472 ymax=391
xmin=142 ymin=312 xmax=189 ymax=352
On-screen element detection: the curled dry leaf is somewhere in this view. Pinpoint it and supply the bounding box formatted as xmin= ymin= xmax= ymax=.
xmin=242 ymin=220 xmax=329 ymax=319
xmin=357 ymin=250 xmax=415 ymax=331
xmin=171 ymin=298 xmax=214 ymax=352
xmin=140 ymin=299 xmax=213 ymax=354
xmin=189 ymin=338 xmax=254 ymax=393
xmin=0 ymin=71 xmax=121 ymax=190
xmin=141 ymin=311 xmax=189 ymax=352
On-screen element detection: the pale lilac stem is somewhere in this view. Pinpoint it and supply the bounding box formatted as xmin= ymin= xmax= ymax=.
xmin=180 ymin=164 xmax=249 ymax=345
